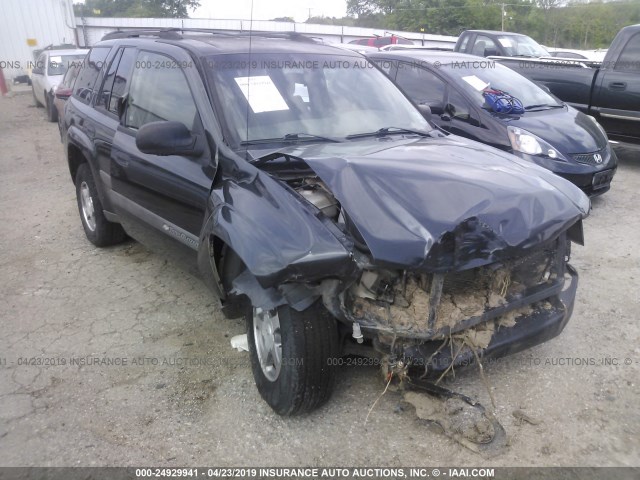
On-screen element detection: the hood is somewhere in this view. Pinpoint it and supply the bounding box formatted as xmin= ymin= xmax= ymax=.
xmin=498 ymin=106 xmax=607 ymax=154
xmin=253 ymin=135 xmax=590 ymax=271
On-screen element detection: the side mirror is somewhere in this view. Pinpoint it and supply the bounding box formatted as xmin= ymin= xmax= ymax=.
xmin=429 ymin=103 xmax=444 ymax=115
xmin=484 ymin=48 xmax=499 ymax=57
xmin=117 ymin=94 xmax=128 ymax=120
xmin=136 ymin=121 xmax=203 ymax=157
xmin=417 ymin=104 xmax=432 ymax=122
xmin=32 ymin=67 xmax=44 ymax=75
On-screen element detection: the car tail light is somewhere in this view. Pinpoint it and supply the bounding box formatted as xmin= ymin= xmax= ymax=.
xmin=55 ymin=87 xmax=73 ymax=99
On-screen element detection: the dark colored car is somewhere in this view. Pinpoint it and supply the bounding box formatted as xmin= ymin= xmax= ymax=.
xmin=368 ymin=51 xmax=617 ymax=196
xmin=455 ymin=30 xmax=550 ymax=58
xmin=61 ymin=29 xmax=589 ymax=416
xmin=54 ymin=60 xmax=83 ymax=137
xmin=494 ymin=24 xmax=640 ymax=146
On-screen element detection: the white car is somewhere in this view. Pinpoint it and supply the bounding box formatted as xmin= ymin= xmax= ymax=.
xmin=31 ymin=48 xmax=87 ymax=122
xmin=545 ymin=47 xmax=608 ymax=62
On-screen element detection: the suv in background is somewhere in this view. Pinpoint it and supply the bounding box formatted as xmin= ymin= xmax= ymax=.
xmin=455 ymin=30 xmax=549 ymax=58
xmin=31 ymin=48 xmax=87 ymax=122
xmin=60 ymin=29 xmax=589 ymax=417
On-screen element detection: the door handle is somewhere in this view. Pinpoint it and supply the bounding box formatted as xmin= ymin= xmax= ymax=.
xmin=609 ymin=82 xmax=627 ymax=90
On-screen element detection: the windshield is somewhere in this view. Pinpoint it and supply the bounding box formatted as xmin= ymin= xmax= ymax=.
xmin=206 ymin=53 xmax=430 ymax=146
xmin=498 ymin=36 xmax=549 ymax=57
xmin=445 ymin=62 xmax=562 ymax=110
xmin=48 ymin=54 xmax=86 ymax=76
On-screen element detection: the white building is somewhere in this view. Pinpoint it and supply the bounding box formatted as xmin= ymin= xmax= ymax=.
xmin=0 ymin=0 xmax=77 ymax=80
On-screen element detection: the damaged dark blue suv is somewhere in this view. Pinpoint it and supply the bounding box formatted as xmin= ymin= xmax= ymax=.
xmin=61 ymin=29 xmax=590 ymax=417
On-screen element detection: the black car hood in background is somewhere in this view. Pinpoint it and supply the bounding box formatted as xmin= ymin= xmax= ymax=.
xmin=252 ymin=135 xmax=590 ymax=272
xmin=498 ymin=106 xmax=607 ymax=154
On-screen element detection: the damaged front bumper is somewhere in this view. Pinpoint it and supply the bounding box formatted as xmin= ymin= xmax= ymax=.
xmin=401 ymin=264 xmax=578 ymax=374
xmin=328 ymin=235 xmax=579 ymax=377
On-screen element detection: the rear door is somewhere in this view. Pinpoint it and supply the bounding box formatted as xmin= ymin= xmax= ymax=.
xmin=591 ymin=31 xmax=640 ymax=141
xmin=110 ymin=46 xmax=215 ymax=255
xmin=32 ymin=53 xmax=47 ymax=103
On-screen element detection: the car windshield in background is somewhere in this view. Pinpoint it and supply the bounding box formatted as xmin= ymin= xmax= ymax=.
xmin=444 ymin=62 xmax=562 ymax=111
xmin=498 ymin=36 xmax=549 ymax=57
xmin=206 ymin=53 xmax=430 ymax=146
xmin=48 ymin=55 xmax=86 ymax=76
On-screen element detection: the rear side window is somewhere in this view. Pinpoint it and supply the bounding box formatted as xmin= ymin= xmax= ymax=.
xmin=374 ymin=37 xmax=393 ymax=47
xmin=125 ymin=51 xmax=198 ymax=130
xmin=615 ymin=32 xmax=640 ymax=71
xmin=73 ymin=47 xmax=110 ymax=104
xmin=96 ymin=47 xmax=136 ymax=115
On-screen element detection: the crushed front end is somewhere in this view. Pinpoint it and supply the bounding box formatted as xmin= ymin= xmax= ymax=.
xmin=333 ymin=233 xmax=578 ymax=377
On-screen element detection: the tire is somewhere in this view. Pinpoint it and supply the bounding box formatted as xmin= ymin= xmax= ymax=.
xmin=247 ymin=301 xmax=339 ymax=416
xmin=46 ymin=93 xmax=58 ymax=122
xmin=32 ymin=87 xmax=43 ymax=107
xmin=75 ymin=163 xmax=126 ymax=247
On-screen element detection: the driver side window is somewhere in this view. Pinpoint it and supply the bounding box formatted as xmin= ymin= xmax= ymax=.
xmin=446 ymin=89 xmax=481 ymax=127
xmin=472 ymin=35 xmax=499 ymax=57
xmin=395 ymin=62 xmax=446 ymax=113
xmin=125 ymin=51 xmax=198 ymax=131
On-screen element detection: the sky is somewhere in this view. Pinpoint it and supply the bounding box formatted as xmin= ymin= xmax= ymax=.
xmin=193 ymin=0 xmax=349 ymax=22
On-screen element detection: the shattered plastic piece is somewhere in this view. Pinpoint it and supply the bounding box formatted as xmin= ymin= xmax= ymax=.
xmin=230 ymin=334 xmax=249 ymax=352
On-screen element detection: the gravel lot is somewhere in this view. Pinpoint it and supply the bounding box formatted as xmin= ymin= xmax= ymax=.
xmin=1 ymin=92 xmax=639 ymax=467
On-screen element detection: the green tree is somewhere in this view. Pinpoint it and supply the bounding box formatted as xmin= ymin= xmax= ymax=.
xmin=74 ymin=0 xmax=201 ymax=18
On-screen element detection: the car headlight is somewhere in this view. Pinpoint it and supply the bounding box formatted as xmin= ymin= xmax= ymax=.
xmin=507 ymin=126 xmax=566 ymax=161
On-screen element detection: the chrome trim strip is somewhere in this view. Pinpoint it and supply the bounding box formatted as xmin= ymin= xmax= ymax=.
xmin=110 ymin=190 xmax=199 ymax=250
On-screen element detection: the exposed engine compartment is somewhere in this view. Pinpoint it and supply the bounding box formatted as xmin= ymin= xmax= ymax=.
xmin=294 ymin=178 xmax=340 ymax=220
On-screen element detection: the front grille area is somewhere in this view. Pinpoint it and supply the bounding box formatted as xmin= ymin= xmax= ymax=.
xmin=347 ymin=237 xmax=565 ymax=339
xmin=571 ymin=148 xmax=607 ymax=166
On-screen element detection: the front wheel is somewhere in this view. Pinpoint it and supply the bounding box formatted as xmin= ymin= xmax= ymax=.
xmin=247 ymin=301 xmax=339 ymax=416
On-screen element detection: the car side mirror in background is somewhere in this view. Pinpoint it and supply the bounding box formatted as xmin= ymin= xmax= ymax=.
xmin=417 ymin=104 xmax=432 ymax=122
xmin=136 ymin=121 xmax=204 ymax=157
xmin=428 ymin=103 xmax=444 ymax=116
xmin=484 ymin=48 xmax=499 ymax=57
xmin=32 ymin=67 xmax=44 ymax=75
xmin=117 ymin=94 xmax=128 ymax=120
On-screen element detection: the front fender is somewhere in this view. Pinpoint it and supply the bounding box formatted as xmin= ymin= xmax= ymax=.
xmin=199 ymin=162 xmax=354 ymax=290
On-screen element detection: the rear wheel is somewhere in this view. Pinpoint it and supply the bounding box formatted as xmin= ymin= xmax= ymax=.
xmin=75 ymin=163 xmax=126 ymax=247
xmin=46 ymin=92 xmax=58 ymax=122
xmin=32 ymin=87 xmax=43 ymax=107
xmin=247 ymin=301 xmax=339 ymax=416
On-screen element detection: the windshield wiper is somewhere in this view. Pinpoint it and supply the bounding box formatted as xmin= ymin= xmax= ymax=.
xmin=524 ymin=104 xmax=564 ymax=110
xmin=346 ymin=127 xmax=432 ymax=140
xmin=240 ymin=132 xmax=341 ymax=146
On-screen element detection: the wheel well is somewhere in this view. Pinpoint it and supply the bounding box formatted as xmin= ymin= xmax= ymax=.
xmin=215 ymin=238 xmax=246 ymax=292
xmin=68 ymin=144 xmax=86 ymax=184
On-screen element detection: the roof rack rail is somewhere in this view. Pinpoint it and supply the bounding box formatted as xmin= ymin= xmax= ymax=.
xmin=101 ymin=28 xmax=318 ymax=43
xmin=101 ymin=29 xmax=183 ymax=40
